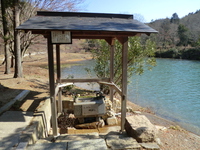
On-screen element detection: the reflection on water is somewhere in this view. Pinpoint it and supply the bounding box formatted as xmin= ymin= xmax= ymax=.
xmin=61 ymin=60 xmax=100 ymax=91
xmin=62 ymin=59 xmax=200 ymax=135
xmin=129 ymin=58 xmax=200 ymax=135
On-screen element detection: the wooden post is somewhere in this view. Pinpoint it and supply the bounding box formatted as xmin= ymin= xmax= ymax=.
xmin=109 ymin=39 xmax=115 ymax=102
xmin=47 ymin=36 xmax=58 ymax=136
xmin=56 ymin=44 xmax=62 ymax=113
xmin=121 ymin=37 xmax=128 ymax=132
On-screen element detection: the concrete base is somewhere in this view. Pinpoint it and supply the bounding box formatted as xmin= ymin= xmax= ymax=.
xmin=20 ymin=98 xmax=52 ymax=145
xmin=68 ymin=139 xmax=107 ymax=150
xmin=106 ymin=116 xmax=118 ymax=125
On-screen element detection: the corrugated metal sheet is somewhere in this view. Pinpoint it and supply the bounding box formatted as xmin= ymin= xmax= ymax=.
xmin=17 ymin=11 xmax=157 ymax=33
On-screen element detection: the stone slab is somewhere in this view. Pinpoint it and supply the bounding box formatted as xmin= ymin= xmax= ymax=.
xmin=16 ymin=142 xmax=28 ymax=150
xmin=56 ymin=133 xmax=99 ymax=143
xmin=106 ymin=135 xmax=141 ymax=150
xmin=106 ymin=116 xmax=118 ymax=125
xmin=27 ymin=142 xmax=67 ymax=150
xmin=140 ymin=143 xmax=160 ymax=150
xmin=0 ymin=111 xmax=33 ymax=150
xmin=125 ymin=115 xmax=158 ymax=143
xmin=68 ymin=139 xmax=107 ymax=150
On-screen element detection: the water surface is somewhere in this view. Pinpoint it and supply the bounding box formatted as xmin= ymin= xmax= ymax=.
xmin=129 ymin=58 xmax=200 ymax=135
xmin=61 ymin=58 xmax=200 ymax=135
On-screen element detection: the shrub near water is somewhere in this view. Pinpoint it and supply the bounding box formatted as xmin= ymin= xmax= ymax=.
xmin=156 ymin=48 xmax=181 ymax=58
xmin=155 ymin=47 xmax=200 ymax=60
xmin=182 ymin=47 xmax=200 ymax=60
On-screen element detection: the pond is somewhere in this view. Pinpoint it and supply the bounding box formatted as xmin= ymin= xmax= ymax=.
xmin=61 ymin=58 xmax=200 ymax=135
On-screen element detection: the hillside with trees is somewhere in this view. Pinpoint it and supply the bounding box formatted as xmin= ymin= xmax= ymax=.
xmin=146 ymin=9 xmax=200 ymax=60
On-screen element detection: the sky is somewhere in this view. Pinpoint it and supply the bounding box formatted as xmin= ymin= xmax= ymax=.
xmin=82 ymin=0 xmax=200 ymax=22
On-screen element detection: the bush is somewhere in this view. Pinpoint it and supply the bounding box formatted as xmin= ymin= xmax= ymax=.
xmin=156 ymin=48 xmax=180 ymax=58
xmin=155 ymin=47 xmax=200 ymax=60
xmin=181 ymin=48 xmax=200 ymax=60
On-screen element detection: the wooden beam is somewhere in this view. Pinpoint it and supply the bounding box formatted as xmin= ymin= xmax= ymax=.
xmin=29 ymin=29 xmax=151 ymax=39
xmin=105 ymin=38 xmax=115 ymax=45
xmin=116 ymin=37 xmax=125 ymax=45
xmin=31 ymin=30 xmax=140 ymax=39
xmin=61 ymin=78 xmax=110 ymax=83
xmin=72 ymin=33 xmax=138 ymax=39
xmin=121 ymin=37 xmax=128 ymax=132
xmin=47 ymin=35 xmax=58 ymax=136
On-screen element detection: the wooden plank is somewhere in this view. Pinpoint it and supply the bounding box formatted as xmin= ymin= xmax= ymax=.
xmin=31 ymin=30 xmax=139 ymax=38
xmin=121 ymin=37 xmax=128 ymax=132
xmin=58 ymin=83 xmax=73 ymax=88
xmin=111 ymin=83 xmax=122 ymax=96
xmin=98 ymin=81 xmax=122 ymax=96
xmin=55 ymin=83 xmax=73 ymax=96
xmin=47 ymin=36 xmax=58 ymax=136
xmin=61 ymin=78 xmax=110 ymax=83
xmin=56 ymin=44 xmax=61 ymax=82
xmin=55 ymin=84 xmax=59 ymax=96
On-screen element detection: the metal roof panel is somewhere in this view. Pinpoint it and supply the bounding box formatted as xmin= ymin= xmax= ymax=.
xmin=17 ymin=11 xmax=157 ymax=33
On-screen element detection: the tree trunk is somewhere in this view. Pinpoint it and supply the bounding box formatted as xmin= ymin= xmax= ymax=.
xmin=13 ymin=0 xmax=23 ymax=78
xmin=1 ymin=0 xmax=11 ymax=74
xmin=11 ymin=56 xmax=14 ymax=68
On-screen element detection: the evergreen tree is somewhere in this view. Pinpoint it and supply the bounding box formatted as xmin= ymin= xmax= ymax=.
xmin=177 ymin=24 xmax=189 ymax=46
xmin=170 ymin=13 xmax=180 ymax=24
xmin=87 ymin=37 xmax=156 ymax=90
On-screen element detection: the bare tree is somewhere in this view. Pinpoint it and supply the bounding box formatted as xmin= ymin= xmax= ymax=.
xmin=1 ymin=0 xmax=85 ymax=77
xmin=1 ymin=0 xmax=11 ymax=74
xmin=13 ymin=0 xmax=22 ymax=78
xmin=28 ymin=0 xmax=84 ymax=11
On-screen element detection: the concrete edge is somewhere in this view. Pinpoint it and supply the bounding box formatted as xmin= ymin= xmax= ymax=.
xmin=19 ymin=98 xmax=52 ymax=146
xmin=0 ymin=90 xmax=30 ymax=115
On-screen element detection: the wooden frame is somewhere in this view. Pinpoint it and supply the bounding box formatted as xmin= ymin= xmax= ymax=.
xmin=46 ymin=35 xmax=129 ymax=136
xmin=17 ymin=11 xmax=156 ymax=136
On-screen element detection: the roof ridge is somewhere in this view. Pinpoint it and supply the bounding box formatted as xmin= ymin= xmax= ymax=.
xmin=37 ymin=11 xmax=133 ymax=19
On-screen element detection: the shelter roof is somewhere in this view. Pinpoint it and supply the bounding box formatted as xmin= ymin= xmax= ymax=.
xmin=17 ymin=11 xmax=157 ymax=37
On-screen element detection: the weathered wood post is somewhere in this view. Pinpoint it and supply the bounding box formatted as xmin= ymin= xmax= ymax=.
xmin=56 ymin=44 xmax=62 ymax=113
xmin=47 ymin=36 xmax=58 ymax=136
xmin=121 ymin=37 xmax=128 ymax=132
xmin=105 ymin=38 xmax=115 ymax=102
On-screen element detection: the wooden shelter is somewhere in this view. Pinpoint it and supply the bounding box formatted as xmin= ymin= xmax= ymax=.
xmin=17 ymin=11 xmax=157 ymax=136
